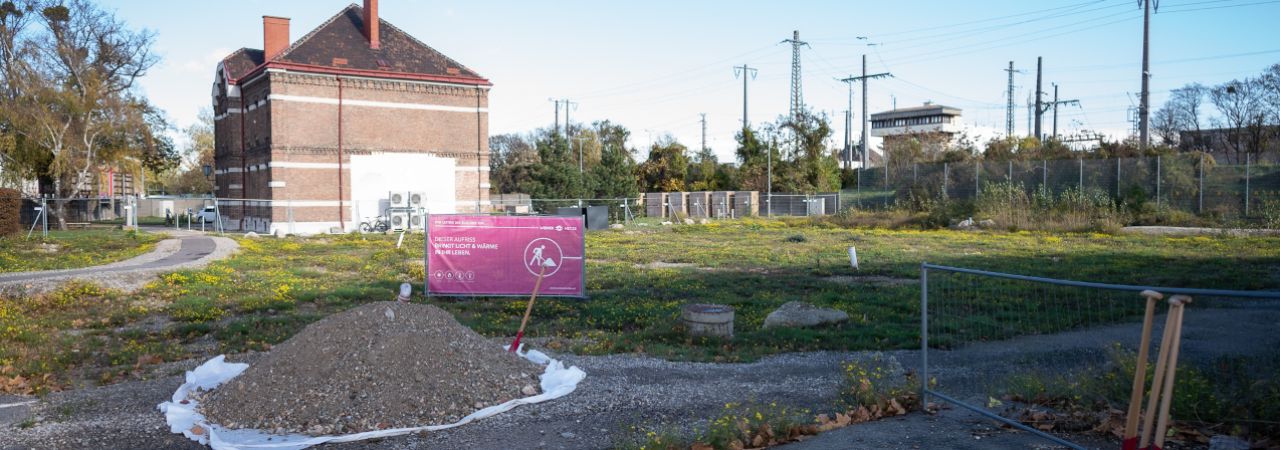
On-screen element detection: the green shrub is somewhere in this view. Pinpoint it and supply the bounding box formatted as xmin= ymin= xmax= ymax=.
xmin=0 ymin=188 xmax=20 ymax=237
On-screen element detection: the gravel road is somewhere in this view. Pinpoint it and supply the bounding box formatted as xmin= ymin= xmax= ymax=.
xmin=1 ymin=306 xmax=1273 ymax=450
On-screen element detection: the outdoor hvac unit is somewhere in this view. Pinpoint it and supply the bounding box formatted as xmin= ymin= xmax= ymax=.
xmin=409 ymin=213 xmax=424 ymax=229
xmin=389 ymin=191 xmax=408 ymax=208
xmin=389 ymin=211 xmax=410 ymax=231
xmin=408 ymin=191 xmax=426 ymax=208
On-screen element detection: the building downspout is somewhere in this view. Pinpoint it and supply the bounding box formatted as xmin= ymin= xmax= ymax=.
xmin=337 ymin=76 xmax=345 ymax=230
xmin=239 ymin=90 xmax=247 ymax=228
xmin=476 ymin=86 xmax=482 ymax=213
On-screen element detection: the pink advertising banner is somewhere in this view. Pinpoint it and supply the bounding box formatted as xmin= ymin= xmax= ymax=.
xmin=425 ymin=215 xmax=585 ymax=297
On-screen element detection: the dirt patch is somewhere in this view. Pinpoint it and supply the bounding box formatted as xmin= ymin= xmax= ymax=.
xmin=823 ymin=275 xmax=915 ymax=286
xmin=199 ymin=302 xmax=541 ymax=435
xmin=634 ymin=261 xmax=698 ymax=270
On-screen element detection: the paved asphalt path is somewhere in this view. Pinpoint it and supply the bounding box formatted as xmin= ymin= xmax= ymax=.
xmin=0 ymin=235 xmax=218 ymax=284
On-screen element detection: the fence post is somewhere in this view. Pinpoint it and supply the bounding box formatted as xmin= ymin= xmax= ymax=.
xmin=1198 ymin=153 xmax=1204 ymax=214
xmin=884 ymin=164 xmax=889 ymax=209
xmin=856 ymin=167 xmax=862 ymax=209
xmin=920 ymin=263 xmax=929 ymax=405
xmin=1078 ymin=158 xmax=1084 ymax=191
xmin=1156 ymin=155 xmax=1161 ymax=209
xmin=1245 ymin=153 xmax=1251 ymax=217
xmin=975 ymin=159 xmax=980 ymax=198
xmin=1115 ymin=157 xmax=1121 ymax=199
xmin=913 ymin=163 xmax=918 ymax=184
xmin=943 ymin=163 xmax=949 ymax=199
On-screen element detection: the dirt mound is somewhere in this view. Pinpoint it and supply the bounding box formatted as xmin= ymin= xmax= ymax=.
xmin=199 ymin=301 xmax=541 ymax=435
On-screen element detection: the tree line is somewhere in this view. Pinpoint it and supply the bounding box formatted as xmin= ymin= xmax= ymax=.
xmin=0 ymin=0 xmax=176 ymax=228
xmin=489 ymin=109 xmax=844 ymax=207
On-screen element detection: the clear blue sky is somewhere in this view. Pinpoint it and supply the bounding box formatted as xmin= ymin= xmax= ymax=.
xmin=103 ymin=0 xmax=1280 ymax=161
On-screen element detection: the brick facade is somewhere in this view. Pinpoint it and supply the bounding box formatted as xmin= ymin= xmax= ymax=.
xmin=212 ymin=3 xmax=490 ymax=233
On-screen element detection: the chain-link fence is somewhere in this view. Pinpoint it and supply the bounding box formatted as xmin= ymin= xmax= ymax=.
xmin=921 ymin=263 xmax=1280 ymax=449
xmin=844 ymin=154 xmax=1280 ymax=222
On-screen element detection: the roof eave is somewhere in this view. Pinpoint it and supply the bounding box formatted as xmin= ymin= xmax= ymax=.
xmin=230 ymin=61 xmax=492 ymax=87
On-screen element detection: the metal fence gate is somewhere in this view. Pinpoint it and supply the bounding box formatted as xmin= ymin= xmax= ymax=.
xmin=919 ymin=263 xmax=1280 ymax=449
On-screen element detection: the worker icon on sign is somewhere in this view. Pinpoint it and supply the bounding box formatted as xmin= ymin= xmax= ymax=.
xmin=523 ymin=238 xmax=565 ymax=277
xmin=529 ymin=245 xmax=546 ymax=267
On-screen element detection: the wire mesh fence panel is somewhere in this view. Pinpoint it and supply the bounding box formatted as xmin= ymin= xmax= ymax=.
xmin=1250 ymin=163 xmax=1280 ymax=222
xmin=1204 ymin=163 xmax=1248 ymax=220
xmin=1045 ymin=158 xmax=1084 ymax=197
xmin=923 ymin=264 xmax=1280 ymax=449
xmin=1118 ymin=157 xmax=1158 ymax=208
xmin=1161 ymin=153 xmax=1202 ymax=214
xmin=1081 ymin=158 xmax=1118 ymax=200
xmin=947 ymin=161 xmax=978 ymax=201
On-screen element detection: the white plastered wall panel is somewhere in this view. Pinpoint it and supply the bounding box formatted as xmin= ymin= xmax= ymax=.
xmin=349 ymin=153 xmax=457 ymax=222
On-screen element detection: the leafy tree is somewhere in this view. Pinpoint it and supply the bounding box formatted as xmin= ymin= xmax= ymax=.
xmin=778 ymin=110 xmax=840 ymax=192
xmin=734 ymin=126 xmax=778 ymax=192
xmin=687 ymin=144 xmax=718 ymax=191
xmin=0 ymin=0 xmax=161 ymax=228
xmin=636 ymin=136 xmax=688 ymax=192
xmin=526 ymin=132 xmax=583 ymax=210
xmin=586 ymin=128 xmax=637 ymax=200
xmin=489 ymin=132 xmax=538 ymax=194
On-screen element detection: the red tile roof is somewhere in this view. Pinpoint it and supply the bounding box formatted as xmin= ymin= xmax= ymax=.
xmin=220 ymin=4 xmax=488 ymax=86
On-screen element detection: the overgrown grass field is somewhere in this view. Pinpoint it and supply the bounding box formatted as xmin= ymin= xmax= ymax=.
xmin=0 ymin=229 xmax=161 ymax=273
xmin=1 ymin=219 xmax=1278 ymax=394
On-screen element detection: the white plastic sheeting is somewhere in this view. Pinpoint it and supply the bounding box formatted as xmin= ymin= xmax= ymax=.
xmin=159 ymin=347 xmax=586 ymax=450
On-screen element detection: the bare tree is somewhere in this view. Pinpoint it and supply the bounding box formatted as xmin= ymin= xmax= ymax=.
xmin=1209 ymin=78 xmax=1268 ymax=164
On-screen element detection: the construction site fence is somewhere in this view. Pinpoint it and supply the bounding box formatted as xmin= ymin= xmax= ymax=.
xmin=844 ymin=154 xmax=1280 ymax=221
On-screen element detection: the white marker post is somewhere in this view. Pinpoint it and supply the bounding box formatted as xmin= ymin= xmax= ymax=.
xmin=848 ymin=246 xmax=859 ymax=270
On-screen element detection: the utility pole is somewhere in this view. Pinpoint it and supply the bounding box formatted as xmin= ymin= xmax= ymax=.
xmin=561 ymin=99 xmax=578 ymax=138
xmin=700 ymin=113 xmax=707 ymax=153
xmin=549 ymin=98 xmax=560 ymax=134
xmin=1047 ymin=84 xmax=1080 ymax=140
xmin=1004 ymin=61 xmax=1022 ymax=138
xmin=1138 ymin=0 xmax=1156 ymax=149
xmin=781 ymin=30 xmax=809 ymax=119
xmin=734 ymin=64 xmax=757 ymax=129
xmin=836 ymin=77 xmax=855 ymax=168
xmin=839 ymin=55 xmax=890 ymax=168
xmin=1034 ymin=56 xmax=1043 ymax=141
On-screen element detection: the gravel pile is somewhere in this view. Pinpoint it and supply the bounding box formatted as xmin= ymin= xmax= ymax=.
xmin=199 ymin=301 xmax=541 ymax=435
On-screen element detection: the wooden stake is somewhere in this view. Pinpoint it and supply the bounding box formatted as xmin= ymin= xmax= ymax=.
xmin=1123 ymin=290 xmax=1163 ymax=450
xmin=1138 ymin=298 xmax=1180 ymax=449
xmin=509 ymin=264 xmax=548 ymax=353
xmin=1151 ymin=295 xmax=1192 ymax=450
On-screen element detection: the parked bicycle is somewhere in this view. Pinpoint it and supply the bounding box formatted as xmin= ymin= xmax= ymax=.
xmin=359 ymin=216 xmax=391 ymax=233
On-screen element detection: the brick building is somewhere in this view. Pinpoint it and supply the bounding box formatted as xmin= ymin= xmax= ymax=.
xmin=212 ymin=0 xmax=491 ymax=234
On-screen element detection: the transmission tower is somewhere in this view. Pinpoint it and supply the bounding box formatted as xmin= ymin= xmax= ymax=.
xmin=700 ymin=113 xmax=707 ymax=153
xmin=781 ymin=30 xmax=809 ymax=119
xmin=1004 ymin=61 xmax=1023 ymax=138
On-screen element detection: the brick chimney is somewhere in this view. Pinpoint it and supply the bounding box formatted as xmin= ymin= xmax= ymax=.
xmin=363 ymin=0 xmax=379 ymax=49
xmin=262 ymin=16 xmax=290 ymax=60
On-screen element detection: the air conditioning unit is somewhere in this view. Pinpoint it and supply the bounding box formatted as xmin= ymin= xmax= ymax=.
xmin=389 ymin=211 xmax=410 ymax=231
xmin=409 ymin=213 xmax=424 ymax=229
xmin=389 ymin=191 xmax=408 ymax=208
xmin=408 ymin=191 xmax=426 ymax=208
